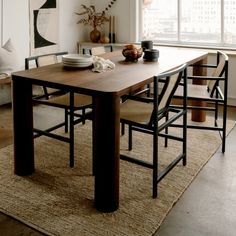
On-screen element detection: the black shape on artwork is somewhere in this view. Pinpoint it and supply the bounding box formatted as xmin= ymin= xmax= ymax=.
xmin=34 ymin=10 xmax=56 ymax=48
xmin=40 ymin=0 xmax=56 ymax=9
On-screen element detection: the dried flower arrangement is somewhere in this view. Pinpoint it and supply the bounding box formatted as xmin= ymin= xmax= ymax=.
xmin=76 ymin=0 xmax=117 ymax=28
xmin=76 ymin=5 xmax=109 ymax=29
xmin=75 ymin=1 xmax=117 ymax=43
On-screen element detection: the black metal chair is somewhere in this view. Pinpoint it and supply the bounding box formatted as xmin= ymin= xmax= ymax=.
xmin=25 ymin=52 xmax=93 ymax=167
xmin=120 ymin=63 xmax=188 ymax=198
xmin=174 ymin=51 xmax=229 ymax=153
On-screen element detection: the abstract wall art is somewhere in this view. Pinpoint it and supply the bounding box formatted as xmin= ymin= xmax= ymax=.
xmin=29 ymin=0 xmax=59 ymax=55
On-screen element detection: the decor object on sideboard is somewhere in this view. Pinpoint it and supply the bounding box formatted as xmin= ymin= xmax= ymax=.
xmin=76 ymin=1 xmax=117 ymax=43
xmin=122 ymin=44 xmax=143 ymax=62
xmin=76 ymin=5 xmax=109 ymax=43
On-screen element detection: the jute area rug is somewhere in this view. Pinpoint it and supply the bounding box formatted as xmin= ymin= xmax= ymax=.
xmin=0 ymin=118 xmax=234 ymax=236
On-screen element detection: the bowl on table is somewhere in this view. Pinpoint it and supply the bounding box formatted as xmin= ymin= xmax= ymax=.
xmin=122 ymin=44 xmax=143 ymax=62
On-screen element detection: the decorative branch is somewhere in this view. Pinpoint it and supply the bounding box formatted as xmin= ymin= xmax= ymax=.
xmin=102 ymin=0 xmax=117 ymax=15
xmin=75 ymin=5 xmax=109 ymax=28
xmin=75 ymin=1 xmax=118 ymax=29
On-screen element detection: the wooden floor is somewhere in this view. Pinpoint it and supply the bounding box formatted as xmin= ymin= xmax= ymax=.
xmin=0 ymin=103 xmax=236 ymax=236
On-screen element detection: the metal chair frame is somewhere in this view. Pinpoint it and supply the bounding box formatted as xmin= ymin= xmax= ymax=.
xmin=25 ymin=52 xmax=93 ymax=167
xmin=120 ymin=63 xmax=188 ymax=198
xmin=174 ymin=51 xmax=229 ymax=153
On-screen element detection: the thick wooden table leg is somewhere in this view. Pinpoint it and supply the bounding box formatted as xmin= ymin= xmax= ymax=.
xmin=191 ymin=58 xmax=207 ymax=122
xmin=12 ymin=76 xmax=34 ymax=175
xmin=93 ymin=94 xmax=120 ymax=212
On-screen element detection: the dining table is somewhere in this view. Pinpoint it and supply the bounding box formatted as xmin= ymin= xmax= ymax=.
xmin=11 ymin=47 xmax=208 ymax=213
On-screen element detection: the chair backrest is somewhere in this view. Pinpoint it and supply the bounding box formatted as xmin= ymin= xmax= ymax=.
xmin=25 ymin=52 xmax=68 ymax=97
xmin=157 ymin=64 xmax=187 ymax=111
xmin=149 ymin=63 xmax=187 ymax=125
xmin=83 ymin=45 xmax=113 ymax=56
xmin=207 ymin=51 xmax=228 ymax=96
xmin=37 ymin=55 xmax=58 ymax=67
xmin=25 ymin=51 xmax=68 ymax=70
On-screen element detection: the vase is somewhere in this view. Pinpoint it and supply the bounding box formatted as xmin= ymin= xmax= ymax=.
xmin=90 ymin=27 xmax=101 ymax=43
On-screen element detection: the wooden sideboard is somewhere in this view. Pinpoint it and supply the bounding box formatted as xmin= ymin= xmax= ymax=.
xmin=77 ymin=42 xmax=136 ymax=54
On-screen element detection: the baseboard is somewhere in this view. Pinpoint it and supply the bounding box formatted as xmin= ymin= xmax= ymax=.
xmin=228 ymin=97 xmax=236 ymax=107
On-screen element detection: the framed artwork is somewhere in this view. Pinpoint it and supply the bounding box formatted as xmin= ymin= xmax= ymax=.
xmin=29 ymin=0 xmax=59 ymax=55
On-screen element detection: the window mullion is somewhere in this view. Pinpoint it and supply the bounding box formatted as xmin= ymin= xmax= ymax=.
xmin=221 ymin=0 xmax=224 ymax=44
xmin=178 ymin=0 xmax=181 ymax=42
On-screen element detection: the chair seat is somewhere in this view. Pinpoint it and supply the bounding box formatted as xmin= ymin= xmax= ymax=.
xmin=175 ymin=84 xmax=211 ymax=100
xmin=45 ymin=93 xmax=92 ymax=108
xmin=120 ymin=100 xmax=153 ymax=124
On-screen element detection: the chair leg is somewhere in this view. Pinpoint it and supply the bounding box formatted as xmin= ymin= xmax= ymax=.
xmin=183 ymin=111 xmax=187 ymax=166
xmin=222 ymin=102 xmax=227 ymax=153
xmin=121 ymin=123 xmax=125 ymax=136
xmin=65 ymin=109 xmax=68 ymax=133
xmin=215 ymin=101 xmax=218 ymax=127
xmin=147 ymin=84 xmax=151 ymax=97
xmin=153 ymin=124 xmax=158 ymax=198
xmin=82 ymin=108 xmax=86 ymax=125
xmin=69 ymin=93 xmax=74 ymax=168
xmin=164 ymin=112 xmax=169 ymax=147
xmin=128 ymin=124 xmax=132 ymax=151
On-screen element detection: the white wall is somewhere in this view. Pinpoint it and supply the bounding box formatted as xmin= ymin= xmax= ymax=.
xmin=0 ymin=0 xmax=90 ymax=68
xmin=90 ymin=0 xmax=133 ymax=43
xmin=59 ymin=0 xmax=90 ymax=53
xmin=0 ymin=0 xmax=89 ymax=104
xmin=1 ymin=0 xmax=29 ymax=67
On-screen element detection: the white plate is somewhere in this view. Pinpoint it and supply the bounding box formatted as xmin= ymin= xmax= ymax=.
xmin=62 ymin=54 xmax=93 ymax=63
xmin=63 ymin=61 xmax=92 ymax=65
xmin=63 ymin=61 xmax=93 ymax=68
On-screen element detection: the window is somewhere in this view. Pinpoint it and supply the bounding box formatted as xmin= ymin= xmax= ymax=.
xmin=141 ymin=0 xmax=236 ymax=47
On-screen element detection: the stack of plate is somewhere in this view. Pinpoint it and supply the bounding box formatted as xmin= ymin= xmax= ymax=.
xmin=62 ymin=54 xmax=93 ymax=68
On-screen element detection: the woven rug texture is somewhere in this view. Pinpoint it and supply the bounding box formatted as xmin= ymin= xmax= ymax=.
xmin=0 ymin=118 xmax=234 ymax=236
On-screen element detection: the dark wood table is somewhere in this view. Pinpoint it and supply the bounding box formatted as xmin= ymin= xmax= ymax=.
xmin=11 ymin=48 xmax=208 ymax=212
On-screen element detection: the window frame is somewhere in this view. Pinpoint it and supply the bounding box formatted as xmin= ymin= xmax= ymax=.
xmin=136 ymin=0 xmax=236 ymax=50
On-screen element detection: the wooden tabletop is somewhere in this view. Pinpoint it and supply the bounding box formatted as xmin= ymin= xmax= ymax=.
xmin=12 ymin=47 xmax=208 ymax=96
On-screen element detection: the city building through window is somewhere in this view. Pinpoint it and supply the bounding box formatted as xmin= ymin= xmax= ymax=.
xmin=141 ymin=0 xmax=236 ymax=48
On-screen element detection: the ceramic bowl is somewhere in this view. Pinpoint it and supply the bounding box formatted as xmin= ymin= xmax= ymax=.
xmin=143 ymin=49 xmax=159 ymax=62
xmin=122 ymin=44 xmax=143 ymax=62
